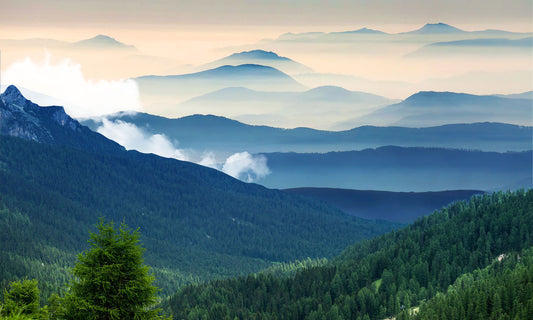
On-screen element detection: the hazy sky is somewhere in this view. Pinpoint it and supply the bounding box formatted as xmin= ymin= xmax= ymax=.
xmin=1 ymin=0 xmax=532 ymax=117
xmin=2 ymin=0 xmax=532 ymax=32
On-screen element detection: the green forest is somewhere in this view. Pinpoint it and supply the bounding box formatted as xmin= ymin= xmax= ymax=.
xmin=167 ymin=190 xmax=533 ymax=319
xmin=0 ymin=136 xmax=399 ymax=300
xmin=0 ymin=136 xmax=532 ymax=319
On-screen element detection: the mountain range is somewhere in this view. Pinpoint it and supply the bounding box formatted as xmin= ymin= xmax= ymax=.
xmin=0 ymin=85 xmax=400 ymax=297
xmin=354 ymin=91 xmax=533 ymax=127
xmin=407 ymin=36 xmax=533 ymax=57
xmin=259 ymin=147 xmax=532 ymax=191
xmin=274 ymin=23 xmax=531 ymax=43
xmin=135 ymin=64 xmax=307 ymax=115
xmin=0 ymin=34 xmax=135 ymax=51
xmin=176 ymin=85 xmax=394 ymax=129
xmin=82 ymin=111 xmax=533 ymax=155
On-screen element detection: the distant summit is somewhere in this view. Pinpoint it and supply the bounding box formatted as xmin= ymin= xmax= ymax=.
xmin=72 ymin=35 xmax=136 ymax=50
xmin=403 ymin=23 xmax=466 ymax=34
xmin=191 ymin=64 xmax=299 ymax=79
xmin=332 ymin=27 xmax=388 ymax=35
xmin=225 ymin=50 xmax=291 ymax=61
xmin=198 ymin=50 xmax=312 ymax=74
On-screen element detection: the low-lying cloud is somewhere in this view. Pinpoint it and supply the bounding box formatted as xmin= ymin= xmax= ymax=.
xmin=222 ymin=152 xmax=270 ymax=183
xmin=97 ymin=119 xmax=189 ymax=160
xmin=3 ymin=55 xmax=142 ymax=118
xmin=96 ymin=120 xmax=270 ymax=182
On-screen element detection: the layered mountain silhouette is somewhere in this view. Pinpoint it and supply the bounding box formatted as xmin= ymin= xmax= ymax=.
xmin=135 ymin=64 xmax=307 ymax=114
xmin=407 ymin=36 xmax=533 ymax=57
xmin=177 ymin=85 xmax=393 ymax=128
xmin=497 ymin=91 xmax=533 ymax=100
xmin=274 ymin=23 xmax=530 ymax=42
xmin=354 ymin=91 xmax=533 ymax=127
xmin=259 ymin=147 xmax=532 ymax=191
xmin=82 ymin=112 xmax=532 ymax=154
xmin=198 ymin=49 xmax=312 ymax=74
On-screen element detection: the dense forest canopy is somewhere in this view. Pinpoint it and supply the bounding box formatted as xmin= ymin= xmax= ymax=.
xmin=167 ymin=190 xmax=533 ymax=319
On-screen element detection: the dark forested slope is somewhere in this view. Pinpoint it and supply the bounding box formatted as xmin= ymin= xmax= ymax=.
xmin=0 ymin=135 xmax=399 ymax=299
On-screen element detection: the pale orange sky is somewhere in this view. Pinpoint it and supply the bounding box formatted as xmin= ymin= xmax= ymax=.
xmin=1 ymin=0 xmax=532 ymax=30
xmin=1 ymin=0 xmax=532 ymax=115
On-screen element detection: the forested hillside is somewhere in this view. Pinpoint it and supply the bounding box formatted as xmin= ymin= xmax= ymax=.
xmin=168 ymin=190 xmax=533 ymax=319
xmin=0 ymin=135 xmax=399 ymax=300
xmin=403 ymin=248 xmax=533 ymax=319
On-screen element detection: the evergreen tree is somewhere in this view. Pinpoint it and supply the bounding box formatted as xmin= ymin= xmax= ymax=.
xmin=60 ymin=219 xmax=168 ymax=319
xmin=0 ymin=279 xmax=47 ymax=319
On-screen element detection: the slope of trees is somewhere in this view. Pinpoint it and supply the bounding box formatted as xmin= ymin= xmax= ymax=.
xmin=167 ymin=190 xmax=533 ymax=319
xmin=403 ymin=248 xmax=533 ymax=320
xmin=0 ymin=135 xmax=399 ymax=300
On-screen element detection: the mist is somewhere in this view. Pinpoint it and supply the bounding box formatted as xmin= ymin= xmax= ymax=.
xmin=96 ymin=119 xmax=270 ymax=182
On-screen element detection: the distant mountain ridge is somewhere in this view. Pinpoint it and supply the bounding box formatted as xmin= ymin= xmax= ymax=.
xmin=82 ymin=111 xmax=533 ymax=154
xmin=71 ymin=34 xmax=136 ymax=50
xmin=135 ymin=64 xmax=307 ymax=114
xmin=0 ymin=34 xmax=136 ymax=50
xmin=355 ymin=91 xmax=533 ymax=127
xmin=406 ymin=36 xmax=533 ymax=57
xmin=259 ymin=147 xmax=533 ymax=191
xmin=275 ymin=23 xmax=531 ymax=41
xmin=176 ymin=85 xmax=393 ymax=128
xmin=428 ymin=36 xmax=533 ymax=47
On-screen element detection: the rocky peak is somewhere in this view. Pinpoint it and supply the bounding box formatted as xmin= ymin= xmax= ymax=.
xmin=0 ymin=85 xmax=125 ymax=154
xmin=1 ymin=85 xmax=28 ymax=109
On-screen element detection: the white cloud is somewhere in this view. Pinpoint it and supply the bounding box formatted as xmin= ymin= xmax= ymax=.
xmin=3 ymin=55 xmax=142 ymax=118
xmin=222 ymin=152 xmax=271 ymax=183
xmin=96 ymin=119 xmax=270 ymax=182
xmin=97 ymin=119 xmax=188 ymax=161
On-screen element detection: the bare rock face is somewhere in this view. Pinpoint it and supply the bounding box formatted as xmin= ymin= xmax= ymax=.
xmin=0 ymin=85 xmax=124 ymax=154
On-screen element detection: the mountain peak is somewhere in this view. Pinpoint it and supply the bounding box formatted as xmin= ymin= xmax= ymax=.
xmin=72 ymin=35 xmax=135 ymax=50
xmin=407 ymin=23 xmax=465 ymax=34
xmin=0 ymin=87 xmax=124 ymax=154
xmin=337 ymin=27 xmax=387 ymax=35
xmin=227 ymin=50 xmax=289 ymax=61
xmin=1 ymin=85 xmax=27 ymax=107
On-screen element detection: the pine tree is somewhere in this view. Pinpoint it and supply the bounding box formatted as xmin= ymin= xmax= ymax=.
xmin=60 ymin=219 xmax=168 ymax=319
xmin=1 ymin=279 xmax=48 ymax=319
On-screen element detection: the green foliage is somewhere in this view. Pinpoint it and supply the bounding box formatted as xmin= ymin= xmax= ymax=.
xmin=0 ymin=279 xmax=47 ymax=319
xmin=405 ymin=247 xmax=533 ymax=320
xmin=167 ymin=190 xmax=533 ymax=319
xmin=59 ymin=220 xmax=167 ymax=320
xmin=0 ymin=135 xmax=399 ymax=301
